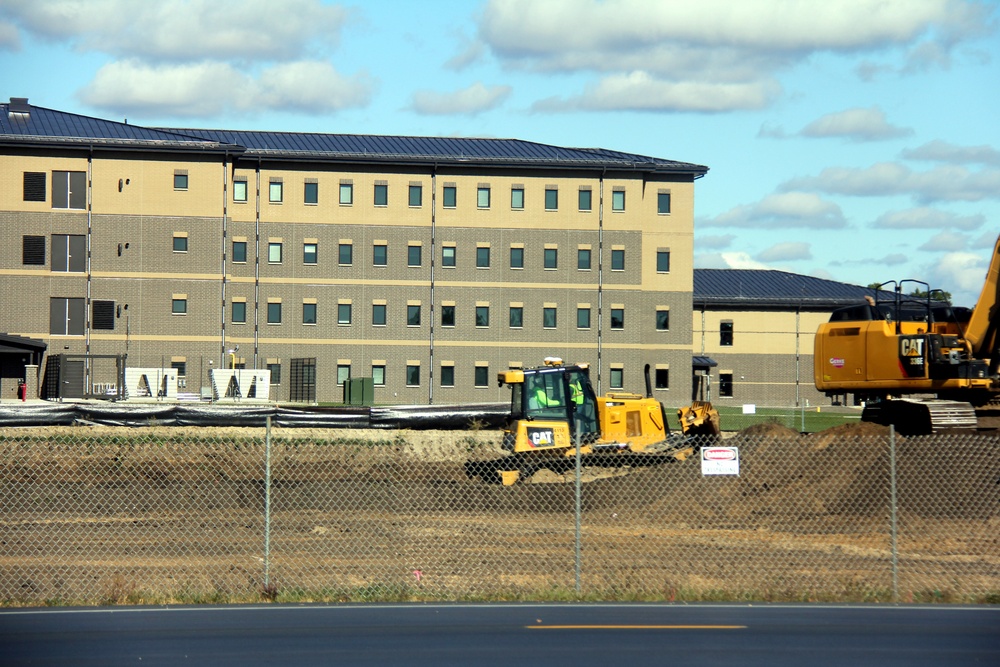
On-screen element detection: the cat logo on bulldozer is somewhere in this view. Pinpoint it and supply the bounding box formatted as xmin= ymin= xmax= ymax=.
xmin=526 ymin=427 xmax=555 ymax=448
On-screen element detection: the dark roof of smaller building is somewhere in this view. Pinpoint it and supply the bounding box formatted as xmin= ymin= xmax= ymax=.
xmin=0 ymin=333 xmax=47 ymax=354
xmin=694 ymin=269 xmax=878 ymax=309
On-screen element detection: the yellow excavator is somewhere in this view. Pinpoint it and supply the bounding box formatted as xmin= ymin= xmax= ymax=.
xmin=493 ymin=358 xmax=719 ymax=484
xmin=814 ymin=234 xmax=1000 ymax=434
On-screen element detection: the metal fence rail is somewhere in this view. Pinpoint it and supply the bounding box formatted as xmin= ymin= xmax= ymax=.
xmin=1 ymin=424 xmax=997 ymax=605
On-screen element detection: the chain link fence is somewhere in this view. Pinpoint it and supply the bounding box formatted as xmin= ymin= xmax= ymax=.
xmin=1 ymin=423 xmax=997 ymax=605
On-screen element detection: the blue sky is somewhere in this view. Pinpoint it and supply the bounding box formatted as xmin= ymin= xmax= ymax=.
xmin=2 ymin=0 xmax=998 ymax=306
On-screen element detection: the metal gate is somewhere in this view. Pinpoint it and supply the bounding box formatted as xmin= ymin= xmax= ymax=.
xmin=289 ymin=358 xmax=316 ymax=403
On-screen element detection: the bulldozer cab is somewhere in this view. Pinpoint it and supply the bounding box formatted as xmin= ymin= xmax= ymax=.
xmin=506 ymin=362 xmax=599 ymax=441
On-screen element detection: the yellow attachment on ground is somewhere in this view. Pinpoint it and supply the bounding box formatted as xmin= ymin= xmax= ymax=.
xmin=498 ymin=470 xmax=520 ymax=486
xmin=677 ymin=401 xmax=721 ymax=436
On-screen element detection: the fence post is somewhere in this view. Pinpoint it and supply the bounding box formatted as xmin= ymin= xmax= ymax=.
xmin=889 ymin=424 xmax=898 ymax=603
xmin=264 ymin=415 xmax=272 ymax=589
xmin=574 ymin=419 xmax=582 ymax=595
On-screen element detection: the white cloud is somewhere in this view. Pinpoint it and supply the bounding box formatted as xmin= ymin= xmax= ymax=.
xmin=923 ymin=251 xmax=992 ymax=305
xmin=696 ymin=234 xmax=736 ymax=250
xmin=412 ymin=82 xmax=512 ymax=116
xmin=872 ymin=207 xmax=984 ymax=230
xmin=694 ymin=252 xmax=771 ymax=270
xmin=782 ymin=162 xmax=1000 ymax=203
xmin=918 ymin=230 xmax=971 ymax=252
xmin=757 ymin=242 xmax=811 ymax=262
xmin=900 ymin=140 xmax=1000 ymax=166
xmin=0 ymin=19 xmax=19 ymax=49
xmin=704 ymin=192 xmax=847 ymax=229
xmin=799 ymin=106 xmax=912 ymax=142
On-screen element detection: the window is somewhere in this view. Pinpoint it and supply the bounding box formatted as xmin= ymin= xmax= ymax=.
xmin=545 ymin=188 xmax=558 ymax=210
xmin=267 ymin=363 xmax=281 ymax=385
xmin=406 ymin=364 xmax=420 ymax=387
xmin=720 ymin=321 xmax=734 ymax=346
xmin=476 ymin=246 xmax=490 ymax=268
xmin=656 ymin=250 xmax=671 ymax=273
xmin=543 ymin=307 xmax=557 ymax=329
xmin=269 ymin=181 xmax=283 ymax=203
xmin=610 ymin=308 xmax=624 ymax=330
xmin=407 ymin=304 xmax=421 ymax=326
xmin=23 ymin=172 xmax=45 ymax=201
xmin=268 ymin=242 xmax=282 ymax=263
xmin=577 ymin=307 xmax=591 ymax=329
xmin=441 ymin=305 xmax=455 ymax=327
xmin=49 ymin=297 xmax=84 ymax=335
xmin=52 ymin=171 xmax=86 ymax=209
xmin=233 ymin=180 xmax=248 ymax=202
xmin=52 ymin=234 xmax=85 ymax=272
xmin=174 ymin=173 xmax=188 ymax=190
xmin=408 ymin=244 xmax=422 ymax=267
xmin=477 ymin=186 xmax=490 ymax=208
xmin=511 ymin=187 xmax=524 ymax=209
xmin=475 ymin=305 xmax=489 ymax=327
xmin=304 ymin=181 xmax=318 ymax=205
xmin=719 ymin=373 xmax=733 ymax=397
xmin=655 ymin=368 xmax=669 ymax=390
xmin=611 ymin=248 xmax=624 ymax=271
xmin=337 ymin=364 xmax=351 ymax=386
xmin=339 ymin=182 xmax=353 ymax=205
xmin=232 ymin=241 xmax=247 ymax=263
xmin=373 ymin=243 xmax=387 ymax=267
xmin=232 ymin=301 xmax=247 ymax=324
xmin=372 ymin=365 xmax=386 ymax=387
xmin=610 ymin=368 xmax=624 ymax=389
xmin=409 ymin=185 xmax=422 ymax=207
xmin=173 ymin=235 xmax=188 ymax=253
xmin=338 ymin=303 xmax=352 ymax=325
xmin=474 ymin=365 xmax=489 ymax=387
xmin=374 ymin=183 xmax=388 ymax=206
xmin=612 ymin=190 xmax=625 ymax=211
xmin=440 ymin=365 xmax=455 ymax=387
xmin=544 ymin=248 xmax=558 ymax=269
xmin=172 ymin=298 xmax=187 ymax=315
xmin=656 ymin=309 xmax=670 ymax=331
xmin=657 ymin=192 xmax=671 ymax=214
xmin=339 ymin=242 xmax=353 ymax=265
xmin=267 ymin=302 xmax=282 ymax=324
xmin=171 ymin=361 xmax=187 ymax=386
xmin=443 ymin=186 xmax=456 ymax=208
xmin=92 ymin=300 xmax=115 ymax=331
xmin=303 ymin=303 xmax=317 ymax=325
xmin=303 ymin=243 xmax=318 ymax=264
xmin=577 ymin=248 xmax=591 ymax=270
xmin=442 ymin=245 xmax=456 ymax=267
xmin=372 ymin=303 xmax=387 ymax=326
xmin=509 ymin=306 xmax=523 ymax=328
xmin=578 ymin=189 xmax=592 ymax=211
xmin=22 ymin=235 xmax=45 ymax=265
xmin=510 ymin=246 xmax=524 ymax=269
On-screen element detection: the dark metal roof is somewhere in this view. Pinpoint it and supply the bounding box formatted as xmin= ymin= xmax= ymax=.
xmin=0 ymin=333 xmax=47 ymax=354
xmin=693 ymin=356 xmax=718 ymax=368
xmin=694 ymin=269 xmax=880 ymax=309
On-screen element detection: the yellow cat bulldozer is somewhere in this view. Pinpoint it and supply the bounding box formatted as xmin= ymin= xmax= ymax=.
xmin=493 ymin=358 xmax=719 ymax=484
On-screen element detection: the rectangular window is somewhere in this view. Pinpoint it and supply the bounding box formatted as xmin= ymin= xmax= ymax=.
xmin=612 ymin=190 xmax=625 ymax=211
xmin=474 ymin=365 xmax=489 ymax=388
xmin=374 ymin=183 xmax=388 ymax=206
xmin=303 ymin=242 xmax=318 ymax=264
xmin=407 ymin=304 xmax=421 ymax=326
xmin=339 ymin=182 xmax=353 ymax=205
xmin=610 ymin=308 xmax=624 ymax=330
xmin=233 ymin=180 xmax=248 ymax=202
xmin=509 ymin=306 xmax=523 ymax=328
xmin=373 ymin=243 xmax=388 ymax=266
xmin=656 ymin=250 xmax=671 ymax=273
xmin=577 ymin=307 xmax=591 ymax=329
xmin=511 ymin=187 xmax=524 ymax=210
xmin=408 ymin=244 xmax=422 ymax=267
xmin=233 ymin=241 xmax=247 ymax=263
xmin=409 ymin=185 xmax=422 ymax=207
xmin=304 ymin=181 xmax=318 ymax=205
xmin=267 ymin=302 xmax=282 ymax=324
xmin=720 ymin=321 xmax=734 ymax=346
xmin=49 ymin=297 xmax=85 ymax=335
xmin=338 ymin=303 xmax=352 ymax=325
xmin=22 ymin=235 xmax=45 ymax=265
xmin=174 ymin=173 xmax=188 ymax=190
xmin=658 ymin=192 xmax=672 ymax=214
xmin=476 ymin=246 xmax=490 ymax=268
xmin=655 ymin=368 xmax=670 ymax=390
xmin=543 ymin=307 xmax=557 ymax=329
xmin=578 ymin=189 xmax=592 ymax=211
xmin=510 ymin=246 xmax=524 ymax=269
xmin=441 ymin=305 xmax=455 ymax=327
xmin=372 ymin=365 xmax=386 ymax=387
xmin=337 ymin=364 xmax=351 ymax=386
xmin=23 ymin=172 xmax=46 ymax=201
xmin=173 ymin=235 xmax=188 ymax=253
xmin=267 ymin=363 xmax=281 ymax=385
xmin=51 ymin=234 xmax=85 ymax=272
xmin=720 ymin=373 xmax=734 ymax=397
xmin=406 ymin=364 xmax=420 ymax=387
xmin=656 ymin=309 xmax=670 ymax=331
xmin=577 ymin=248 xmax=591 ymax=271
xmin=442 ymin=245 xmax=456 ymax=267
xmin=339 ymin=242 xmax=353 ymax=265
xmin=610 ymin=368 xmax=624 ymax=390
xmin=269 ymin=181 xmax=283 ymax=203
xmin=544 ymin=247 xmax=558 ymax=269
xmin=232 ymin=301 xmax=247 ymax=324
xmin=172 ymin=298 xmax=187 ymax=315
xmin=475 ymin=305 xmax=490 ymax=327
xmin=372 ymin=303 xmax=387 ymax=326
xmin=443 ymin=185 xmax=456 ymax=208
xmin=303 ymin=302 xmax=317 ymax=325
xmin=92 ymin=300 xmax=115 ymax=331
xmin=545 ymin=188 xmax=558 ymax=211
xmin=268 ymin=242 xmax=282 ymax=263
xmin=611 ymin=248 xmax=625 ymax=271
xmin=52 ymin=171 xmax=86 ymax=210
xmin=440 ymin=365 xmax=455 ymax=387
xmin=477 ymin=186 xmax=490 ymax=208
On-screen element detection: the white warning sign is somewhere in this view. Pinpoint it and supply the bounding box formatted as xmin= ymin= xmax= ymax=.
xmin=701 ymin=446 xmax=740 ymax=476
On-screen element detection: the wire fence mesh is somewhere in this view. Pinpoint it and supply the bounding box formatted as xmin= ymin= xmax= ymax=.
xmin=1 ymin=423 xmax=997 ymax=605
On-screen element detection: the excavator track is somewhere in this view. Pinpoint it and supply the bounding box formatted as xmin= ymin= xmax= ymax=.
xmin=862 ymin=398 xmax=978 ymax=435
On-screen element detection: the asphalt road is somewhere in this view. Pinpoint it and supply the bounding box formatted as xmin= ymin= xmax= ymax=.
xmin=1 ymin=603 xmax=997 ymax=666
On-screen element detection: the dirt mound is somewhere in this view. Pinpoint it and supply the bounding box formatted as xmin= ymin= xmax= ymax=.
xmin=735 ymin=422 xmax=799 ymax=438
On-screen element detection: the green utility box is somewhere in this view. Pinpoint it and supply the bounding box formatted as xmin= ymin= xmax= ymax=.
xmin=343 ymin=377 xmax=374 ymax=406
